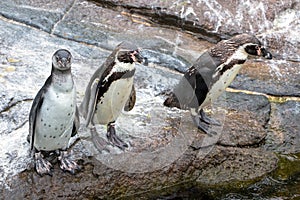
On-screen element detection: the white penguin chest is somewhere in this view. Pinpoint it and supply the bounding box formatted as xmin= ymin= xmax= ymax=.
xmin=94 ymin=77 xmax=134 ymax=124
xmin=201 ymin=64 xmax=242 ymax=108
xmin=200 ymin=46 xmax=248 ymax=109
xmin=35 ymin=85 xmax=76 ymax=151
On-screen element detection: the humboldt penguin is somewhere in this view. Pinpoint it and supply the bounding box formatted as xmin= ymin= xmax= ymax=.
xmin=164 ymin=34 xmax=272 ymax=133
xmin=29 ymin=49 xmax=80 ymax=176
xmin=80 ymin=42 xmax=144 ymax=150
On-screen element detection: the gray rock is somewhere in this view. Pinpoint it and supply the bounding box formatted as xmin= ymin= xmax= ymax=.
xmin=196 ymin=146 xmax=278 ymax=184
xmin=214 ymin=92 xmax=270 ymax=147
xmin=231 ymin=60 xmax=300 ymax=97
xmin=0 ymin=0 xmax=74 ymax=32
xmin=264 ymin=101 xmax=300 ymax=154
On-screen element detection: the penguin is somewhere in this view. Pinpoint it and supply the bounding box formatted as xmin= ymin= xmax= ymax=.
xmin=80 ymin=42 xmax=144 ymax=150
xmin=29 ymin=49 xmax=80 ymax=176
xmin=164 ymin=34 xmax=272 ymax=134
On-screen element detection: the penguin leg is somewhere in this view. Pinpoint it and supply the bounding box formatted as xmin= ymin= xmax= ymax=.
xmin=107 ymin=122 xmax=128 ymax=150
xmin=199 ymin=109 xmax=221 ymax=126
xmin=58 ymin=150 xmax=80 ymax=175
xmin=91 ymin=127 xmax=110 ymax=152
xmin=34 ymin=151 xmax=53 ymax=176
xmin=191 ymin=109 xmax=210 ymax=134
xmin=190 ymin=108 xmax=219 ymax=135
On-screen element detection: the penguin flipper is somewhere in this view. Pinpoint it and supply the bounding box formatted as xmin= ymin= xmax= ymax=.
xmin=71 ymin=106 xmax=80 ymax=137
xmin=172 ymin=52 xmax=220 ymax=108
xmin=29 ymin=77 xmax=51 ymax=151
xmin=85 ymin=78 xmax=100 ymax=127
xmin=124 ymin=85 xmax=136 ymax=111
xmin=173 ymin=68 xmax=198 ymax=108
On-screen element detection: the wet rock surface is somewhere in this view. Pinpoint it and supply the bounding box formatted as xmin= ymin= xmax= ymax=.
xmin=0 ymin=0 xmax=299 ymax=199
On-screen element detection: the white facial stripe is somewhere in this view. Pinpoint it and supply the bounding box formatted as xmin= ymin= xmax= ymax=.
xmin=104 ymin=58 xmax=136 ymax=82
xmin=228 ymin=44 xmax=249 ymax=61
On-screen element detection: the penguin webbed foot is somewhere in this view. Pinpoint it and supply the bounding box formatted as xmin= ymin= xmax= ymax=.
xmin=34 ymin=152 xmax=53 ymax=176
xmin=107 ymin=123 xmax=128 ymax=150
xmin=199 ymin=109 xmax=221 ymax=126
xmin=91 ymin=127 xmax=110 ymax=152
xmin=192 ymin=114 xmax=210 ymax=134
xmin=58 ymin=151 xmax=80 ymax=175
xmin=191 ymin=109 xmax=220 ymax=135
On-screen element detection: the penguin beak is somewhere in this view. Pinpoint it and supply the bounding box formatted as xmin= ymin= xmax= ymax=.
xmin=132 ymin=51 xmax=145 ymax=64
xmin=61 ymin=58 xmax=68 ymax=67
xmin=259 ymin=47 xmax=272 ymax=59
xmin=57 ymin=58 xmax=71 ymax=70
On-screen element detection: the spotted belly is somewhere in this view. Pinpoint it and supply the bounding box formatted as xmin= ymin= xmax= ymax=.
xmin=34 ymin=87 xmax=76 ymax=151
xmin=93 ymin=77 xmax=134 ymax=125
xmin=200 ymin=64 xmax=242 ymax=109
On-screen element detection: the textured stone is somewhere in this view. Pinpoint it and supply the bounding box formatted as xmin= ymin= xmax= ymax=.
xmin=53 ymin=0 xmax=210 ymax=71
xmin=0 ymin=0 xmax=74 ymax=32
xmin=196 ymin=146 xmax=278 ymax=184
xmin=264 ymin=101 xmax=300 ymax=154
xmin=214 ymin=92 xmax=270 ymax=147
xmin=231 ymin=57 xmax=300 ymax=97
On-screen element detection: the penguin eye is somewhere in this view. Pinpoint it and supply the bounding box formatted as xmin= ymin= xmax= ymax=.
xmin=117 ymin=51 xmax=133 ymax=63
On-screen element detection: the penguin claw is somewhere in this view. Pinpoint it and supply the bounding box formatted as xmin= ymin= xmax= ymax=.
xmin=107 ymin=123 xmax=128 ymax=150
xmin=34 ymin=152 xmax=53 ymax=176
xmin=91 ymin=127 xmax=110 ymax=152
xmin=199 ymin=109 xmax=221 ymax=125
xmin=58 ymin=151 xmax=80 ymax=175
xmin=196 ymin=122 xmax=217 ymax=136
xmin=108 ymin=134 xmax=128 ymax=150
xmin=191 ymin=114 xmax=217 ymax=136
xmin=194 ymin=118 xmax=209 ymax=134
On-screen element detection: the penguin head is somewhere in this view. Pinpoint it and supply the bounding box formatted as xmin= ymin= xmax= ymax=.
xmin=116 ymin=42 xmax=144 ymax=64
xmin=52 ymin=49 xmax=73 ymax=71
xmin=244 ymin=44 xmax=272 ymax=59
xmin=230 ymin=34 xmax=272 ymax=59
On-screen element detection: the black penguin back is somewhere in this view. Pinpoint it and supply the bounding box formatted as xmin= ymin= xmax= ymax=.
xmin=164 ymin=52 xmax=219 ymax=109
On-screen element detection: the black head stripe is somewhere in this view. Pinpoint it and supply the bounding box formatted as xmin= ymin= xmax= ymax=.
xmin=117 ymin=51 xmax=134 ymax=63
xmin=210 ymin=34 xmax=262 ymax=63
xmin=244 ymin=44 xmax=260 ymax=56
xmin=217 ymin=59 xmax=246 ymax=77
xmin=54 ymin=49 xmax=72 ymax=60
